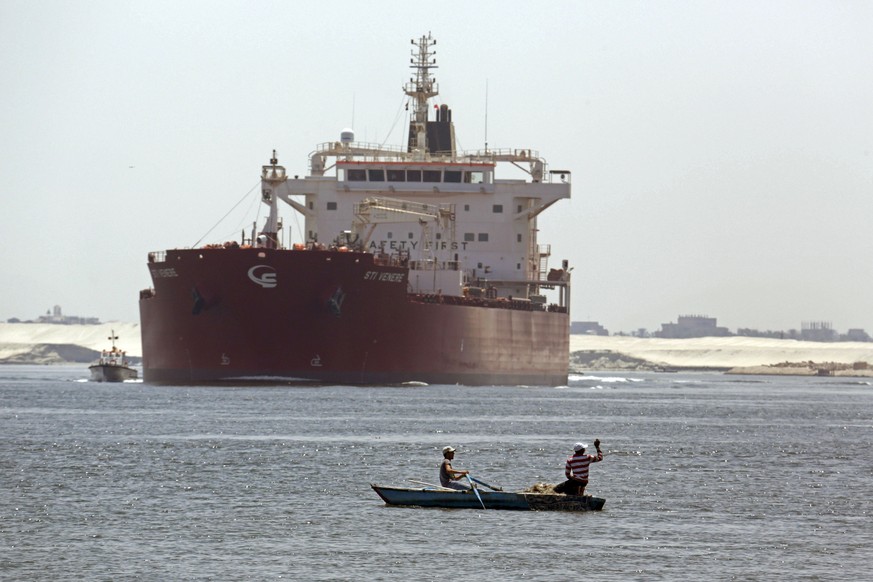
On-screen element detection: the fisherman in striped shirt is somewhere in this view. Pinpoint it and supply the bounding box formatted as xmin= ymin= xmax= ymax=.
xmin=555 ymin=439 xmax=603 ymax=496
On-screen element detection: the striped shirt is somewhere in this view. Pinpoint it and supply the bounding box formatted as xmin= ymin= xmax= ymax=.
xmin=565 ymin=450 xmax=603 ymax=482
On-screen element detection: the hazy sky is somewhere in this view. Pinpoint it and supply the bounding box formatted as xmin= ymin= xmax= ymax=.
xmin=2 ymin=0 xmax=872 ymax=334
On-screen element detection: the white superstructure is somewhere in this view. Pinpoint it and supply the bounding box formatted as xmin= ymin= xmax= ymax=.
xmin=259 ymin=33 xmax=571 ymax=302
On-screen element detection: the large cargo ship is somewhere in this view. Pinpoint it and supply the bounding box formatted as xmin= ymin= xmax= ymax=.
xmin=139 ymin=34 xmax=572 ymax=385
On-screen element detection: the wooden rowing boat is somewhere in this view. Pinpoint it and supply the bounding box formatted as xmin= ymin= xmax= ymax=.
xmin=371 ymin=484 xmax=605 ymax=511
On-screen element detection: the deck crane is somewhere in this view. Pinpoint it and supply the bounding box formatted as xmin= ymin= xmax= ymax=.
xmin=350 ymin=197 xmax=456 ymax=261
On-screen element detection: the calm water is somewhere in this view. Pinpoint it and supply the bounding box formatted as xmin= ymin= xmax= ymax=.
xmin=1 ymin=365 xmax=871 ymax=581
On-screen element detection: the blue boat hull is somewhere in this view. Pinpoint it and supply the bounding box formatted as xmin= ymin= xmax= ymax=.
xmin=371 ymin=485 xmax=605 ymax=511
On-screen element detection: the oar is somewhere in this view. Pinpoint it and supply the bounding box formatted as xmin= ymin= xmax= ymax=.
xmin=469 ymin=476 xmax=503 ymax=491
xmin=466 ymin=475 xmax=486 ymax=510
xmin=408 ymin=479 xmax=453 ymax=490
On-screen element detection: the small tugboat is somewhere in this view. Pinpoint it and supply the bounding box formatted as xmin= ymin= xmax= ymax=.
xmin=89 ymin=330 xmax=138 ymax=382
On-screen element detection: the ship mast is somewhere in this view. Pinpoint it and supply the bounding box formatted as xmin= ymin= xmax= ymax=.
xmin=259 ymin=149 xmax=286 ymax=249
xmin=404 ymin=33 xmax=438 ymax=159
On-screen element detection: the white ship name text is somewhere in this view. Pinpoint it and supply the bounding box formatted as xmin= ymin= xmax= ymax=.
xmin=152 ymin=268 xmax=178 ymax=278
xmin=364 ymin=271 xmax=404 ymax=283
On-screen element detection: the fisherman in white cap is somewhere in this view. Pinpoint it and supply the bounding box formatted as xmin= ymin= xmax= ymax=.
xmin=439 ymin=446 xmax=470 ymax=490
xmin=555 ymin=439 xmax=603 ymax=496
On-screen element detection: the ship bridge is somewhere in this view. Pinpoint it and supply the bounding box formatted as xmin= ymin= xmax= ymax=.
xmin=255 ymin=33 xmax=571 ymax=305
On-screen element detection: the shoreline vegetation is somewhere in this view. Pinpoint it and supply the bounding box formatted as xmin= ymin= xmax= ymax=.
xmin=2 ymin=323 xmax=873 ymax=377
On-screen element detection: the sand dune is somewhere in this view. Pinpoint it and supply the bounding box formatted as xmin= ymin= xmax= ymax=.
xmin=0 ymin=322 xmax=141 ymax=361
xmin=3 ymin=322 xmax=872 ymax=369
xmin=571 ymin=335 xmax=873 ymax=368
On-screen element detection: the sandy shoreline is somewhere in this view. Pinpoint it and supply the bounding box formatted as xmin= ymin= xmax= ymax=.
xmin=2 ymin=323 xmax=873 ymax=376
xmin=0 ymin=322 xmax=141 ymax=364
xmin=570 ymin=335 xmax=873 ymax=377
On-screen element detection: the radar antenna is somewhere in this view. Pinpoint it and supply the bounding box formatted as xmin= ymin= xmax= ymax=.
xmin=404 ymin=33 xmax=438 ymax=155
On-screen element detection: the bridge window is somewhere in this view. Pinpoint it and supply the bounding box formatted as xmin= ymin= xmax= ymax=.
xmin=326 ymin=202 xmax=337 ymax=210
xmin=464 ymin=233 xmax=475 ymax=242
xmin=348 ymin=169 xmax=366 ymax=181
xmin=464 ymin=204 xmax=470 ymax=211
xmin=368 ymin=169 xmax=385 ymax=181
xmin=423 ymin=170 xmax=441 ymax=182
xmin=387 ymin=169 xmax=405 ymax=182
xmin=407 ymin=170 xmax=422 ymax=181
xmin=444 ymin=171 xmax=462 ymax=183
xmin=478 ymin=233 xmax=489 ymax=242
xmin=466 ymin=171 xmax=485 ymax=184
xmin=492 ymin=204 xmax=503 ymax=213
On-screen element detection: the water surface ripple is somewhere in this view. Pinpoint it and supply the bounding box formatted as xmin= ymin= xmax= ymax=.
xmin=1 ymin=366 xmax=870 ymax=580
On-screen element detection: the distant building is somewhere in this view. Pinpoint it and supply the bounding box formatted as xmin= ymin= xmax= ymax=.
xmin=35 ymin=305 xmax=100 ymax=325
xmin=800 ymin=321 xmax=836 ymax=342
xmin=570 ymin=321 xmax=609 ymax=336
xmin=844 ymin=328 xmax=871 ymax=342
xmin=656 ymin=315 xmax=731 ymax=338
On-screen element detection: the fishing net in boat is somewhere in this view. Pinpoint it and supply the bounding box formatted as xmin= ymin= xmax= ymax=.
xmin=521 ymin=482 xmax=559 ymax=494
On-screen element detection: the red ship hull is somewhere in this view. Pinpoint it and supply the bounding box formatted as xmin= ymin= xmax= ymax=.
xmin=139 ymin=247 xmax=569 ymax=385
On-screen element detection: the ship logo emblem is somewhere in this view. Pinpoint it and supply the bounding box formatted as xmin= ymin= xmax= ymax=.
xmin=248 ymin=265 xmax=277 ymax=288
xmin=310 ymin=355 xmax=323 ymax=367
